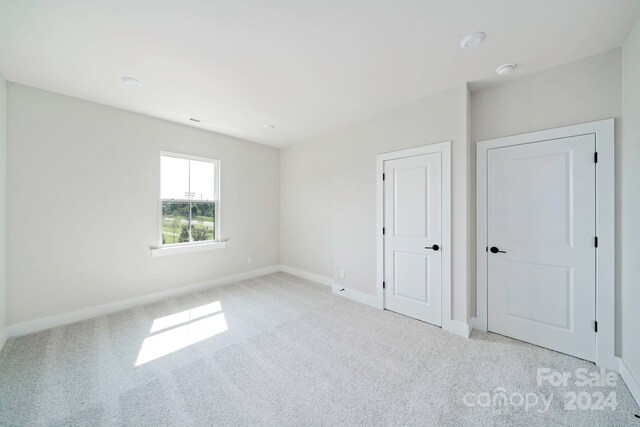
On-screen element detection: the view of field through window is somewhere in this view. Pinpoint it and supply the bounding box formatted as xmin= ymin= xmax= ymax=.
xmin=161 ymin=155 xmax=217 ymax=245
xmin=162 ymin=202 xmax=215 ymax=244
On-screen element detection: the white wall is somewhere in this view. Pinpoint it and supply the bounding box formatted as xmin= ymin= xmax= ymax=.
xmin=2 ymin=47 xmax=630 ymax=356
xmin=470 ymin=49 xmax=622 ymax=342
xmin=0 ymin=75 xmax=6 ymax=348
xmin=621 ymin=20 xmax=640 ymax=397
xmin=6 ymin=83 xmax=280 ymax=325
xmin=280 ymin=51 xmax=622 ymax=329
xmin=471 ymin=49 xmax=622 ymax=142
xmin=281 ymin=85 xmax=471 ymax=323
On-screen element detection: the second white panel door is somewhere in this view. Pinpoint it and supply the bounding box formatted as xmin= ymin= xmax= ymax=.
xmin=384 ymin=152 xmax=442 ymax=326
xmin=487 ymin=134 xmax=596 ymax=361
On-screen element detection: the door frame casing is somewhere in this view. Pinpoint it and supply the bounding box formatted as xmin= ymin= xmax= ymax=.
xmin=376 ymin=141 xmax=453 ymax=332
xmin=475 ymin=119 xmax=615 ymax=370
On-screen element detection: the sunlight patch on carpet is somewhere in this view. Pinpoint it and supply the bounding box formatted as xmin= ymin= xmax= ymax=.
xmin=136 ymin=303 xmax=228 ymax=366
xmin=150 ymin=301 xmax=222 ymax=333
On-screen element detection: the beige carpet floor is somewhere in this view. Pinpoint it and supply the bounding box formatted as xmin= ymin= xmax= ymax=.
xmin=0 ymin=272 xmax=638 ymax=426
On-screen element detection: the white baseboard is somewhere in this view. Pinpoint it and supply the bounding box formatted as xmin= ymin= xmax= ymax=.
xmin=278 ymin=265 xmax=378 ymax=307
xmin=470 ymin=316 xmax=478 ymax=332
xmin=281 ymin=265 xmax=472 ymax=337
xmin=6 ymin=264 xmax=473 ymax=342
xmin=276 ymin=265 xmax=378 ymax=309
xmin=443 ymin=319 xmax=471 ymax=338
xmin=618 ymin=357 xmax=640 ymax=406
xmin=278 ymin=265 xmax=333 ymax=287
xmin=0 ymin=327 xmax=7 ymax=351
xmin=331 ymin=284 xmax=378 ymax=308
xmin=8 ymin=265 xmax=280 ymax=338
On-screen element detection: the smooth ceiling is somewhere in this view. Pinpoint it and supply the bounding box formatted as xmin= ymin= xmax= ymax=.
xmin=0 ymin=0 xmax=638 ymax=147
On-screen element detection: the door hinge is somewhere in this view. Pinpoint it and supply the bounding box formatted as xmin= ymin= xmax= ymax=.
xmin=595 ymin=237 xmax=598 ymax=248
xmin=383 ymin=281 xmax=386 ymax=289
xmin=382 ymin=173 xmax=385 ymax=181
xmin=594 ymin=152 xmax=598 ymax=163
xmin=382 ymin=227 xmax=386 ymax=235
xmin=594 ymin=321 xmax=598 ymax=333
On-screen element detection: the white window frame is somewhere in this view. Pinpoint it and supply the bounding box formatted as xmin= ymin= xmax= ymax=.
xmin=150 ymin=151 xmax=227 ymax=257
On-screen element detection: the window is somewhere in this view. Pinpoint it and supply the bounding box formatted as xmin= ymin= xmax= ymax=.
xmin=160 ymin=153 xmax=220 ymax=247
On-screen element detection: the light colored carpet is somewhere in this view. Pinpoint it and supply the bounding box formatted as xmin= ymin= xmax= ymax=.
xmin=0 ymin=272 xmax=638 ymax=426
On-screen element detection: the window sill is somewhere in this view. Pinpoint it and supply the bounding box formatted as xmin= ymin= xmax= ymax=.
xmin=150 ymin=241 xmax=228 ymax=257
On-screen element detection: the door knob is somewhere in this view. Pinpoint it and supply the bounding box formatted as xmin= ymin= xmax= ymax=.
xmin=425 ymin=244 xmax=440 ymax=251
xmin=490 ymin=246 xmax=506 ymax=254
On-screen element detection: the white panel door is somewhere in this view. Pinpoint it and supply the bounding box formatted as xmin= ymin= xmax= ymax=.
xmin=487 ymin=134 xmax=596 ymax=361
xmin=384 ymin=153 xmax=442 ymax=326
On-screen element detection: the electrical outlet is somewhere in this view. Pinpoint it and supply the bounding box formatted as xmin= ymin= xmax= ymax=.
xmin=247 ymin=256 xmax=252 ymax=265
xmin=339 ymin=269 xmax=345 ymax=278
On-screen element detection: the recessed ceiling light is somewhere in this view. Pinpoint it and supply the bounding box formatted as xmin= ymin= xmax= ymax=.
xmin=121 ymin=76 xmax=142 ymax=86
xmin=263 ymin=124 xmax=275 ymax=130
xmin=460 ymin=32 xmax=486 ymax=49
xmin=496 ymin=63 xmax=516 ymax=76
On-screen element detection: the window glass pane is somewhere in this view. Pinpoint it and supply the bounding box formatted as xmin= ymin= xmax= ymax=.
xmin=161 ymin=156 xmax=189 ymax=200
xmin=191 ymin=202 xmax=215 ymax=242
xmin=162 ymin=202 xmax=191 ymax=245
xmin=190 ymin=159 xmax=215 ymax=201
